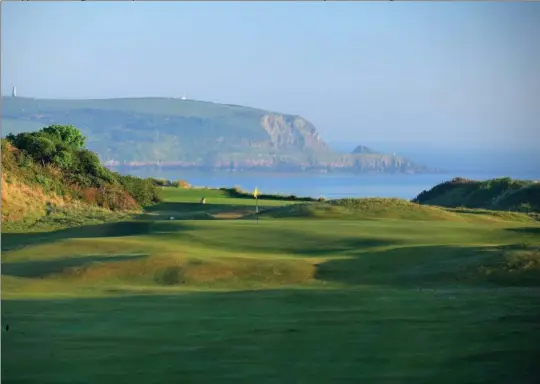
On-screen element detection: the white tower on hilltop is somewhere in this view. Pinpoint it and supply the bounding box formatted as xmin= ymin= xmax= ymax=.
xmin=12 ymin=86 xmax=17 ymax=98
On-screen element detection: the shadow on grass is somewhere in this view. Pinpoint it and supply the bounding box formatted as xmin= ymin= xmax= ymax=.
xmin=146 ymin=202 xmax=229 ymax=213
xmin=2 ymin=254 xmax=149 ymax=278
xmin=2 ymin=201 xmax=247 ymax=251
xmin=140 ymin=201 xmax=260 ymax=221
xmin=505 ymin=227 xmax=540 ymax=236
xmin=1 ymin=221 xmax=196 ymax=252
xmin=162 ymin=225 xmax=402 ymax=257
xmin=145 ymin=201 xmax=273 ymax=215
xmin=449 ymin=208 xmax=494 ymax=215
xmin=1 ymin=201 xmax=294 ymax=252
xmin=315 ymin=243 xmax=540 ymax=288
xmin=315 ymin=245 xmax=481 ymax=287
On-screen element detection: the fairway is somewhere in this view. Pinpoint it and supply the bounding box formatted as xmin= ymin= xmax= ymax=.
xmin=2 ymin=188 xmax=540 ymax=383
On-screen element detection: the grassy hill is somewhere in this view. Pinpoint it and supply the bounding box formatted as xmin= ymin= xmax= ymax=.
xmin=1 ymin=125 xmax=162 ymax=231
xmin=2 ymin=96 xmax=428 ymax=173
xmin=413 ymin=177 xmax=540 ymax=213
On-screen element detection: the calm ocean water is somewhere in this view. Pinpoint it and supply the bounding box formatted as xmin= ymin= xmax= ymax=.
xmin=123 ymin=170 xmax=540 ymax=200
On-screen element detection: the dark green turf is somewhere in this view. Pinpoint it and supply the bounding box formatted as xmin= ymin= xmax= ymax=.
xmin=3 ymin=289 xmax=540 ymax=383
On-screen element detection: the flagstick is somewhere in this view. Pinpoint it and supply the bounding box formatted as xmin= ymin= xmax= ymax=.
xmin=253 ymin=187 xmax=260 ymax=224
xmin=256 ymin=196 xmax=259 ymax=224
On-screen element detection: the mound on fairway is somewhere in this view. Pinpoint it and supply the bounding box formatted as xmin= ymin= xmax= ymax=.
xmin=256 ymin=198 xmax=536 ymax=223
xmin=257 ymin=198 xmax=467 ymax=221
xmin=2 ymin=252 xmax=316 ymax=290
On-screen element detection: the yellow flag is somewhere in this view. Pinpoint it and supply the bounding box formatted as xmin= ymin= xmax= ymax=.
xmin=253 ymin=187 xmax=260 ymax=198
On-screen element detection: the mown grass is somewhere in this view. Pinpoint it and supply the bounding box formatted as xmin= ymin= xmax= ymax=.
xmin=4 ymin=288 xmax=539 ymax=383
xmin=158 ymin=186 xmax=298 ymax=206
xmin=2 ymin=190 xmax=540 ymax=383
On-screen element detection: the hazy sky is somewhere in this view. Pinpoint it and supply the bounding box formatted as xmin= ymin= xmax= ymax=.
xmin=2 ymin=2 xmax=539 ymax=151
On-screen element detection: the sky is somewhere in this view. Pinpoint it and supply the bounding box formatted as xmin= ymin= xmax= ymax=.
xmin=2 ymin=1 xmax=539 ymax=153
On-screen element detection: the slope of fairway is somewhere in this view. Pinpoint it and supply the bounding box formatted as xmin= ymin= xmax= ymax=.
xmin=137 ymin=187 xmax=297 ymax=220
xmin=3 ymin=189 xmax=540 ymax=383
xmin=159 ymin=186 xmax=302 ymax=206
xmin=256 ymin=197 xmax=536 ymax=223
xmin=3 ymin=214 xmax=540 ymax=297
xmin=257 ymin=198 xmax=459 ymax=221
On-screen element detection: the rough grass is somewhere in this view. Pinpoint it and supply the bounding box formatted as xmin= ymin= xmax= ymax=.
xmin=414 ymin=177 xmax=540 ymax=213
xmin=475 ymin=244 xmax=540 ymax=286
xmin=1 ymin=137 xmax=159 ymax=225
xmin=2 ymin=172 xmax=130 ymax=233
xmin=2 ymin=171 xmax=67 ymax=222
xmin=2 ymin=189 xmax=540 ymax=383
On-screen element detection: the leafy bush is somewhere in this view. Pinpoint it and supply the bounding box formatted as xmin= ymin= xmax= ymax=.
xmin=76 ymin=149 xmax=102 ymax=176
xmin=42 ymin=124 xmax=86 ymax=148
xmin=118 ymin=175 xmax=162 ymax=206
xmin=149 ymin=178 xmax=178 ymax=187
xmin=52 ymin=150 xmax=73 ymax=169
xmin=6 ymin=133 xmax=56 ymax=166
xmin=150 ymin=178 xmax=168 ymax=187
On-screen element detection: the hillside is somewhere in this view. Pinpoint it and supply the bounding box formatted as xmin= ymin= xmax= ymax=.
xmin=351 ymin=145 xmax=379 ymax=154
xmin=1 ymin=125 xmax=162 ymax=231
xmin=413 ymin=177 xmax=540 ymax=213
xmin=1 ymin=96 xmax=429 ymax=173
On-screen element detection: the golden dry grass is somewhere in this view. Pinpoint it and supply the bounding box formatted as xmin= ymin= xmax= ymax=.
xmin=1 ymin=172 xmax=68 ymax=221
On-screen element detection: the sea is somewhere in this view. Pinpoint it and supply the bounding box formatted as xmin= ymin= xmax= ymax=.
xmin=121 ymin=170 xmax=540 ymax=200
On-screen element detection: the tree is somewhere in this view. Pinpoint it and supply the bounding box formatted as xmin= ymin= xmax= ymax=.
xmin=6 ymin=132 xmax=36 ymax=151
xmin=30 ymin=135 xmax=56 ymax=158
xmin=52 ymin=150 xmax=73 ymax=169
xmin=11 ymin=134 xmax=57 ymax=165
xmin=42 ymin=125 xmax=86 ymax=148
xmin=77 ymin=149 xmax=102 ymax=176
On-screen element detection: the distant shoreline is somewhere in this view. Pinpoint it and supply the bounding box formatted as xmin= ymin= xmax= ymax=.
xmin=106 ymin=164 xmax=442 ymax=175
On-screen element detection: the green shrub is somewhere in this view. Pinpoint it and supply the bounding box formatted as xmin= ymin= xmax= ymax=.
xmin=118 ymin=175 xmax=162 ymax=206
xmin=77 ymin=149 xmax=102 ymax=176
xmin=52 ymin=150 xmax=73 ymax=169
xmin=42 ymin=124 xmax=86 ymax=148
